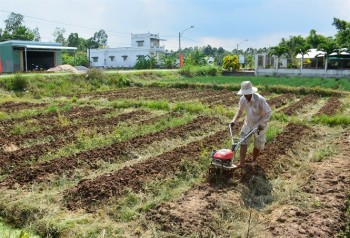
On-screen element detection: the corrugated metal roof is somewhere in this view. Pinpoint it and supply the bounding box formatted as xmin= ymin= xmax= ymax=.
xmin=21 ymin=45 xmax=77 ymax=50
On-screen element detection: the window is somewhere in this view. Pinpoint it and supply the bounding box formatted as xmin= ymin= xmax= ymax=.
xmin=122 ymin=55 xmax=128 ymax=61
xmin=92 ymin=57 xmax=98 ymax=62
xmin=137 ymin=41 xmax=144 ymax=47
xmin=137 ymin=55 xmax=145 ymax=60
xmin=109 ymin=56 xmax=115 ymax=62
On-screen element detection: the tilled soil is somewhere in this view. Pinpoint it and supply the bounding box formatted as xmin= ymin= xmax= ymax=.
xmin=281 ymin=95 xmax=318 ymax=116
xmin=267 ymin=93 xmax=295 ymax=109
xmin=267 ymin=130 xmax=350 ymax=237
xmin=146 ymin=123 xmax=316 ymax=236
xmin=0 ymin=110 xmax=153 ymax=174
xmin=64 ymin=126 xmax=232 ymax=211
xmin=2 ymin=115 xmax=220 ymax=187
xmin=315 ymin=96 xmax=342 ymax=116
xmin=0 ymin=101 xmax=48 ymax=112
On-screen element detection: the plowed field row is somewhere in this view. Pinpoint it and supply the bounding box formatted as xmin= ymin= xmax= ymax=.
xmin=64 ymin=126 xmax=232 ymax=211
xmin=105 ymin=88 xmax=225 ymax=103
xmin=0 ymin=110 xmax=155 ymax=174
xmin=267 ymin=93 xmax=295 ymax=108
xmin=0 ymin=107 xmax=117 ymax=147
xmin=0 ymin=105 xmax=98 ymax=128
xmin=72 ymin=87 xmax=240 ymax=106
xmin=315 ymin=96 xmax=342 ymax=116
xmin=281 ymin=95 xmax=318 ymax=116
xmin=0 ymin=107 xmax=114 ymax=140
xmin=0 ymin=101 xmax=48 ymax=112
xmin=2 ymin=115 xmax=220 ymax=187
xmin=146 ymin=123 xmax=314 ymax=236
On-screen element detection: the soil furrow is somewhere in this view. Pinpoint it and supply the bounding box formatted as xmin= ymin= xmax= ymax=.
xmin=0 ymin=101 xmax=48 ymax=112
xmin=2 ymin=115 xmax=219 ymax=187
xmin=64 ymin=126 xmax=232 ymax=211
xmin=0 ymin=108 xmax=115 ymax=146
xmin=281 ymin=95 xmax=318 ymax=116
xmin=146 ymin=123 xmax=314 ymax=236
xmin=0 ymin=110 xmax=152 ymax=173
xmin=315 ymin=96 xmax=342 ymax=116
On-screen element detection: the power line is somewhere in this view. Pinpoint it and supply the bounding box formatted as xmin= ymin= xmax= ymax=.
xmin=0 ymin=9 xmax=130 ymax=37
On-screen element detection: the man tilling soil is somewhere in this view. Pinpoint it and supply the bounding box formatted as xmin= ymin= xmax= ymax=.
xmin=230 ymin=81 xmax=272 ymax=168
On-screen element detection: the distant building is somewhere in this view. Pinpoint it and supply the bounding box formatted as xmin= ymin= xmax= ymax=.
xmin=88 ymin=33 xmax=166 ymax=68
xmin=0 ymin=40 xmax=76 ymax=73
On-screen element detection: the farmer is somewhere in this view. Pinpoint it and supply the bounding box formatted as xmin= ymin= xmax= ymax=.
xmin=230 ymin=81 xmax=271 ymax=168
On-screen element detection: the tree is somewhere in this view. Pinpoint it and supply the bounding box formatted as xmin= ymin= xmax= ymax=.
xmin=53 ymin=27 xmax=66 ymax=45
xmin=32 ymin=27 xmax=40 ymax=41
xmin=93 ymin=29 xmax=108 ymax=48
xmin=223 ymin=55 xmax=239 ymax=72
xmin=299 ymin=43 xmax=311 ymax=70
xmin=268 ymin=45 xmax=288 ymax=70
xmin=67 ymin=33 xmax=86 ymax=51
xmin=284 ymin=35 xmax=307 ymax=59
xmin=134 ymin=55 xmax=157 ymax=69
xmin=317 ymin=37 xmax=339 ymax=71
xmin=186 ymin=48 xmax=206 ymax=66
xmin=160 ymin=53 xmax=177 ymax=69
xmin=62 ymin=51 xmax=89 ymax=66
xmin=306 ymin=29 xmax=327 ymax=49
xmin=332 ymin=18 xmax=350 ymax=48
xmin=203 ymin=45 xmax=213 ymax=56
xmin=0 ymin=12 xmax=36 ymax=41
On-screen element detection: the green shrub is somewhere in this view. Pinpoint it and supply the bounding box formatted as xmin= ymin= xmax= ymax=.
xmin=11 ymin=74 xmax=29 ymax=91
xmin=107 ymin=74 xmax=131 ymax=87
xmin=85 ymin=68 xmax=107 ymax=87
xmin=178 ymin=65 xmax=194 ymax=77
xmin=1 ymin=74 xmax=29 ymax=91
xmin=179 ymin=65 xmax=219 ymax=77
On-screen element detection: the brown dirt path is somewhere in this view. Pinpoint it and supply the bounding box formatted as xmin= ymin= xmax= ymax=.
xmin=266 ymin=129 xmax=350 ymax=237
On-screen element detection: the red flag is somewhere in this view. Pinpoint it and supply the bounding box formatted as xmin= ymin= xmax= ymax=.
xmin=179 ymin=53 xmax=183 ymax=67
xmin=0 ymin=59 xmax=2 ymax=74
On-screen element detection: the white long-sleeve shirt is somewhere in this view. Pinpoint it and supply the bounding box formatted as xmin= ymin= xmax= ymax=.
xmin=232 ymin=93 xmax=272 ymax=134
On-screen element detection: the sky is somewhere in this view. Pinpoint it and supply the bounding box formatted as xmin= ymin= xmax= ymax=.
xmin=0 ymin=0 xmax=349 ymax=52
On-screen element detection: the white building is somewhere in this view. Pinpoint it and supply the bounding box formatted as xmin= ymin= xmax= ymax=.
xmin=88 ymin=33 xmax=166 ymax=68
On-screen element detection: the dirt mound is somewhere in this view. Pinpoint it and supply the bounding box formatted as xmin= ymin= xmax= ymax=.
xmin=47 ymin=64 xmax=79 ymax=73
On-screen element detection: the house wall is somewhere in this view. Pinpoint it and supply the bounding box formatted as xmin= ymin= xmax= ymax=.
xmin=89 ymin=33 xmax=165 ymax=68
xmin=0 ymin=43 xmax=14 ymax=73
xmin=89 ymin=48 xmax=153 ymax=68
xmin=255 ymin=68 xmax=350 ymax=78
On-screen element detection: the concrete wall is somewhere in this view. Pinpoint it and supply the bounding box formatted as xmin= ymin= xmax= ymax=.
xmin=255 ymin=68 xmax=350 ymax=78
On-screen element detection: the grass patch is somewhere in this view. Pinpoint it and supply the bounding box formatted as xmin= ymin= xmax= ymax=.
xmin=0 ymin=219 xmax=39 ymax=238
xmin=312 ymin=114 xmax=350 ymax=127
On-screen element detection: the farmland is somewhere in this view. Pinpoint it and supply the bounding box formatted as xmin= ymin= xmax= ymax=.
xmin=0 ymin=71 xmax=349 ymax=237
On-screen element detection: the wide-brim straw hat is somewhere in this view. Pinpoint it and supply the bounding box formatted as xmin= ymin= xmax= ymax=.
xmin=237 ymin=81 xmax=258 ymax=95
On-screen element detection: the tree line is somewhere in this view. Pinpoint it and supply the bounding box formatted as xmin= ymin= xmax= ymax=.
xmin=0 ymin=12 xmax=349 ymax=70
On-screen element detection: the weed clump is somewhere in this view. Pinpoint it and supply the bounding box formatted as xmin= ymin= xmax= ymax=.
xmin=0 ymin=74 xmax=29 ymax=92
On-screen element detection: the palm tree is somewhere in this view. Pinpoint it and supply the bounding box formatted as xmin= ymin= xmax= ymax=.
xmin=299 ymin=44 xmax=311 ymax=70
xmin=317 ymin=37 xmax=339 ymax=71
xmin=268 ymin=45 xmax=288 ymax=70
